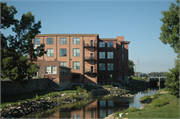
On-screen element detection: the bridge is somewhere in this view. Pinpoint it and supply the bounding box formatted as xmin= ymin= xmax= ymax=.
xmin=149 ymin=76 xmax=166 ymax=87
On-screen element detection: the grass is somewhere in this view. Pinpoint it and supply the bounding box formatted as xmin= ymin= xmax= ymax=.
xmin=114 ymin=93 xmax=179 ymax=118
xmin=139 ymin=95 xmax=151 ymax=102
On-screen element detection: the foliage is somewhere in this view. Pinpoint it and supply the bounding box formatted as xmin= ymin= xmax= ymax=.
xmin=151 ymin=97 xmax=170 ymax=108
xmin=1 ymin=2 xmax=46 ymax=86
xmin=76 ymin=86 xmax=85 ymax=93
xmin=159 ymin=0 xmax=179 ymax=56
xmin=139 ymin=95 xmax=151 ymax=102
xmin=128 ymin=60 xmax=135 ymax=76
xmin=164 ymin=59 xmax=179 ymax=98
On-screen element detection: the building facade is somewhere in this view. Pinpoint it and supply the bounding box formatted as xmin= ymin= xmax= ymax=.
xmin=32 ymin=34 xmax=130 ymax=85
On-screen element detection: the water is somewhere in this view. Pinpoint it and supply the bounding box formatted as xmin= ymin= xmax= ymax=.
xmin=23 ymin=88 xmax=159 ymax=118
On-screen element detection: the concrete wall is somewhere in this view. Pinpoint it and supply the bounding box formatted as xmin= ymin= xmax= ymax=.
xmin=1 ymin=78 xmax=49 ymax=95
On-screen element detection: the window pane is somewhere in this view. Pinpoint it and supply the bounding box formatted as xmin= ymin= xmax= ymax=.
xmin=60 ymin=49 xmax=67 ymax=56
xmin=60 ymin=62 xmax=67 ymax=66
xmin=60 ymin=38 xmax=67 ymax=44
xmin=99 ymin=42 xmax=105 ymax=47
xmin=38 ymin=66 xmax=41 ymax=74
xmin=99 ymin=63 xmax=105 ymax=71
xmin=47 ymin=49 xmax=54 ymax=57
xmin=107 ymin=42 xmax=113 ymax=47
xmin=73 ymin=62 xmax=80 ymax=70
xmin=122 ymin=44 xmax=124 ymax=51
xmin=108 ymin=74 xmax=113 ymax=80
xmin=51 ymin=66 xmax=57 ymax=74
xmin=73 ymin=38 xmax=80 ymax=44
xmin=99 ymin=52 xmax=105 ymax=59
xmin=73 ymin=49 xmax=80 ymax=56
xmin=122 ymin=54 xmax=124 ymax=61
xmin=107 ymin=52 xmax=113 ymax=59
xmin=45 ymin=66 xmax=51 ymax=74
xmin=34 ymin=38 xmax=40 ymax=44
xmin=47 ymin=38 xmax=53 ymax=44
xmin=107 ymin=63 xmax=114 ymax=70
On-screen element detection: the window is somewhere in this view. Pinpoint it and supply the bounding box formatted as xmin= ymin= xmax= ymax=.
xmin=107 ymin=63 xmax=114 ymax=70
xmin=60 ymin=38 xmax=67 ymax=44
xmin=122 ymin=54 xmax=124 ymax=61
xmin=99 ymin=63 xmax=105 ymax=71
xmin=107 ymin=42 xmax=113 ymax=47
xmin=73 ymin=114 xmax=80 ymax=119
xmin=91 ymin=40 xmax=93 ymax=46
xmin=45 ymin=66 xmax=57 ymax=74
xmin=108 ymin=74 xmax=113 ymax=80
xmin=34 ymin=38 xmax=40 ymax=44
xmin=38 ymin=66 xmax=41 ymax=74
xmin=99 ymin=52 xmax=105 ymax=59
xmin=122 ymin=44 xmax=124 ymax=51
xmin=60 ymin=62 xmax=67 ymax=67
xmin=47 ymin=49 xmax=54 ymax=57
xmin=73 ymin=62 xmax=80 ymax=70
xmin=122 ymin=64 xmax=124 ymax=71
xmin=99 ymin=74 xmax=106 ymax=80
xmin=47 ymin=38 xmax=53 ymax=44
xmin=91 ymin=110 xmax=94 ymax=118
xmin=99 ymin=42 xmax=105 ymax=47
xmin=107 ymin=52 xmax=113 ymax=59
xmin=73 ymin=38 xmax=80 ymax=44
xmin=60 ymin=49 xmax=67 ymax=56
xmin=73 ymin=49 xmax=80 ymax=56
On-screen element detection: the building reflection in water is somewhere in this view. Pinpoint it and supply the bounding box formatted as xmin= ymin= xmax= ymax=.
xmin=44 ymin=98 xmax=129 ymax=119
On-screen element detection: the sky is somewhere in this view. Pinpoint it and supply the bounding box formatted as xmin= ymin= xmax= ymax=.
xmin=2 ymin=0 xmax=177 ymax=73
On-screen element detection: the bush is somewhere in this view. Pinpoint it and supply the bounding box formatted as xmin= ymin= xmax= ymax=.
xmin=139 ymin=95 xmax=151 ymax=103
xmin=76 ymin=86 xmax=85 ymax=93
xmin=151 ymin=97 xmax=170 ymax=107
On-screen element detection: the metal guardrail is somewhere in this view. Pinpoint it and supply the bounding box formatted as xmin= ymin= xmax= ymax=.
xmin=84 ymin=56 xmax=96 ymax=60
xmin=85 ymin=69 xmax=96 ymax=73
xmin=84 ymin=43 xmax=95 ymax=47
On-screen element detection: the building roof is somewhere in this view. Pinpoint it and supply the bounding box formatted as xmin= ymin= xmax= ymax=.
xmin=100 ymin=38 xmax=117 ymax=41
xmin=36 ymin=34 xmax=99 ymax=37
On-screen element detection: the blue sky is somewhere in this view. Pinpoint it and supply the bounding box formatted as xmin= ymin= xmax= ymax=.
xmin=2 ymin=0 xmax=177 ymax=73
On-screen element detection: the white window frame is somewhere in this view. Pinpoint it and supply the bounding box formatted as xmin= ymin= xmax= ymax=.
xmin=45 ymin=66 xmax=57 ymax=74
xmin=73 ymin=62 xmax=80 ymax=70
xmin=60 ymin=62 xmax=67 ymax=66
xmin=73 ymin=38 xmax=80 ymax=44
xmin=47 ymin=49 xmax=54 ymax=57
xmin=60 ymin=38 xmax=67 ymax=44
xmin=73 ymin=48 xmax=80 ymax=56
xmin=99 ymin=52 xmax=105 ymax=59
xmin=107 ymin=52 xmax=113 ymax=59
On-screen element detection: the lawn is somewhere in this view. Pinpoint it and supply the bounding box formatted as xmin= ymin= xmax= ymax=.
xmin=114 ymin=93 xmax=179 ymax=118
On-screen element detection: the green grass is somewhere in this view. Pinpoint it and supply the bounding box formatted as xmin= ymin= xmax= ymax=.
xmin=139 ymin=95 xmax=151 ymax=102
xmin=114 ymin=93 xmax=179 ymax=118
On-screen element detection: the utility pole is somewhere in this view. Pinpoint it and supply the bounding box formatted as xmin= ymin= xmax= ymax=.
xmin=137 ymin=60 xmax=140 ymax=78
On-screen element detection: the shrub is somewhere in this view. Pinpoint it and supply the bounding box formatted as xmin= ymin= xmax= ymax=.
xmin=151 ymin=96 xmax=170 ymax=107
xmin=139 ymin=95 xmax=151 ymax=103
xmin=76 ymin=86 xmax=85 ymax=93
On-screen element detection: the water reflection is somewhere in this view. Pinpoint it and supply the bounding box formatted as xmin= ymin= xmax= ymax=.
xmin=26 ymin=88 xmax=160 ymax=118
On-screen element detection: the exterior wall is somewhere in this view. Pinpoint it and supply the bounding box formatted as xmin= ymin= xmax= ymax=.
xmin=33 ymin=34 xmax=130 ymax=84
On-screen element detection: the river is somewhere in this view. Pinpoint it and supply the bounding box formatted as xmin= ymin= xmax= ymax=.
xmin=22 ymin=88 xmax=160 ymax=118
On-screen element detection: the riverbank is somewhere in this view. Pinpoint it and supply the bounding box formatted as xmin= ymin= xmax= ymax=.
xmin=1 ymin=84 xmax=129 ymax=118
xmin=110 ymin=89 xmax=179 ymax=118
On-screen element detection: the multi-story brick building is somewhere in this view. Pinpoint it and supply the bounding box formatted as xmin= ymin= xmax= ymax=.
xmin=32 ymin=34 xmax=130 ymax=85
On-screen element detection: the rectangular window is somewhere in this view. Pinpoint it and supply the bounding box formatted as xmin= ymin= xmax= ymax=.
xmin=60 ymin=38 xmax=67 ymax=44
xmin=73 ymin=62 xmax=80 ymax=70
xmin=47 ymin=49 xmax=54 ymax=57
xmin=47 ymin=38 xmax=53 ymax=44
xmin=108 ymin=74 xmax=113 ymax=80
xmin=99 ymin=42 xmax=105 ymax=47
xmin=107 ymin=42 xmax=113 ymax=47
xmin=122 ymin=54 xmax=124 ymax=62
xmin=91 ymin=110 xmax=94 ymax=118
xmin=122 ymin=64 xmax=124 ymax=71
xmin=60 ymin=49 xmax=67 ymax=56
xmin=107 ymin=52 xmax=113 ymax=59
xmin=122 ymin=44 xmax=124 ymax=51
xmin=73 ymin=49 xmax=80 ymax=56
xmin=45 ymin=66 xmax=57 ymax=74
xmin=38 ymin=66 xmax=41 ymax=74
xmin=99 ymin=52 xmax=105 ymax=59
xmin=73 ymin=114 xmax=80 ymax=119
xmin=34 ymin=38 xmax=40 ymax=44
xmin=60 ymin=62 xmax=67 ymax=67
xmin=99 ymin=63 xmax=105 ymax=71
xmin=73 ymin=38 xmax=80 ymax=44
xmin=107 ymin=63 xmax=114 ymax=70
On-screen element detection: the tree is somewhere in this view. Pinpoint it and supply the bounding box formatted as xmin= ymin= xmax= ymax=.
xmin=164 ymin=59 xmax=179 ymax=98
xmin=1 ymin=2 xmax=46 ymax=86
xmin=128 ymin=60 xmax=135 ymax=76
xmin=159 ymin=1 xmax=179 ymax=97
xmin=159 ymin=0 xmax=179 ymax=56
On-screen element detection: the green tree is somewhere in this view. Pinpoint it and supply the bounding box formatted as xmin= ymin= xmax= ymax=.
xmin=1 ymin=2 xmax=46 ymax=86
xmin=159 ymin=1 xmax=179 ymax=97
xmin=128 ymin=60 xmax=135 ymax=76
xmin=159 ymin=0 xmax=179 ymax=56
xmin=164 ymin=59 xmax=179 ymax=98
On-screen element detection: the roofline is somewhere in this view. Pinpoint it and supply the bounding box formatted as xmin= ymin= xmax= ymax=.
xmin=36 ymin=34 xmax=99 ymax=37
xmin=122 ymin=41 xmax=130 ymax=43
xmin=100 ymin=38 xmax=117 ymax=41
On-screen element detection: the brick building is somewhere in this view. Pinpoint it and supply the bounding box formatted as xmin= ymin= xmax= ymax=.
xmin=32 ymin=34 xmax=130 ymax=85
